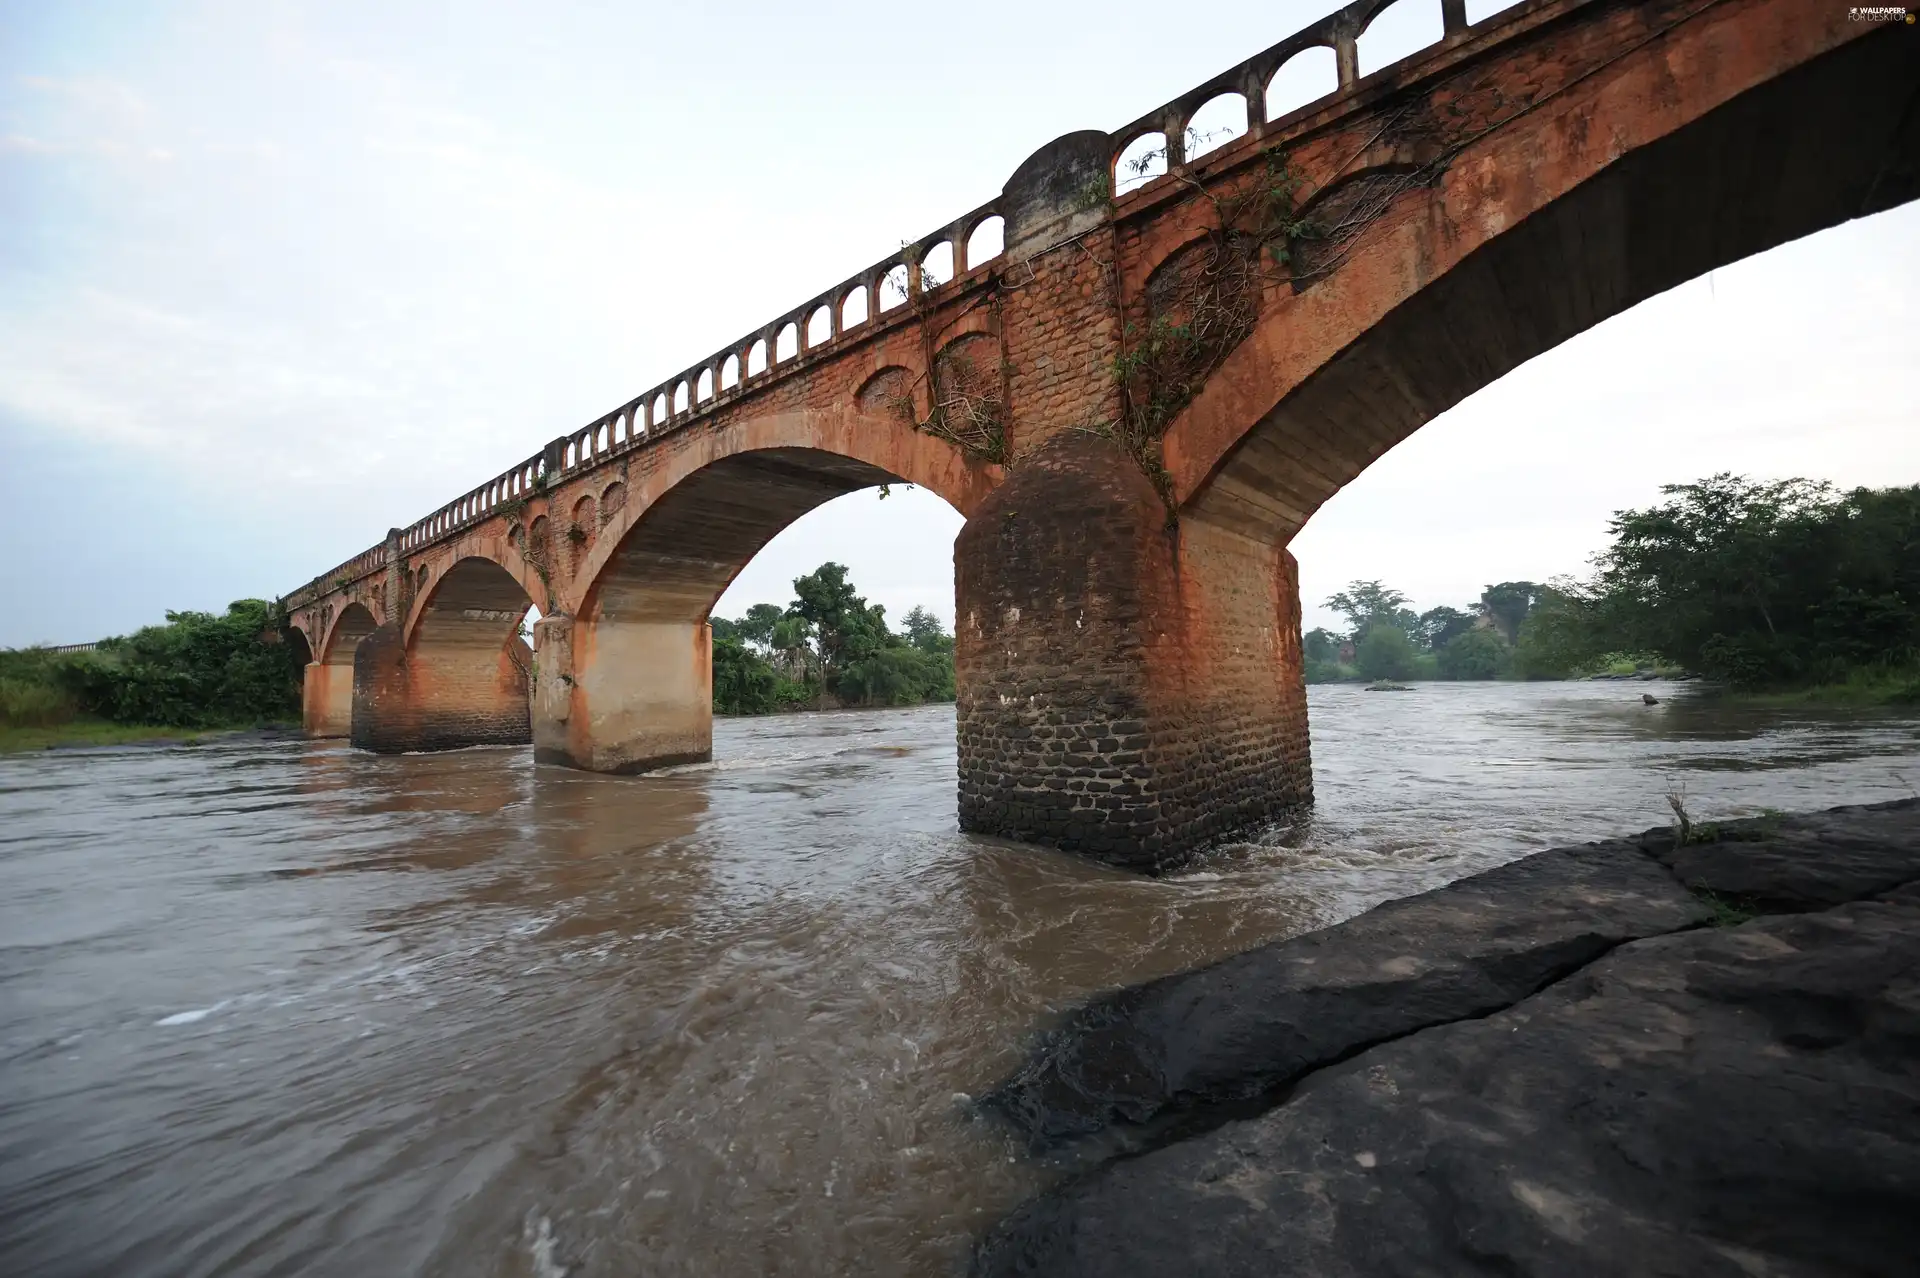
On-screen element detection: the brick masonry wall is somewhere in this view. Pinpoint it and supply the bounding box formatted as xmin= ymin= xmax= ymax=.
xmin=955 ymin=431 xmax=1310 ymax=872
xmin=352 ymin=623 xmax=532 ymax=752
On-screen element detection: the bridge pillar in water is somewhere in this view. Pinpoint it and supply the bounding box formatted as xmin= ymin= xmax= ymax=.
xmin=951 ymin=130 xmax=1311 ymax=871
xmin=302 ymin=662 xmax=352 ymax=738
xmin=530 ymin=612 xmax=713 ymax=773
xmin=349 ymin=623 xmax=533 ymax=752
xmin=349 ymin=554 xmax=535 ymax=754
xmin=954 ymin=431 xmax=1310 ymax=872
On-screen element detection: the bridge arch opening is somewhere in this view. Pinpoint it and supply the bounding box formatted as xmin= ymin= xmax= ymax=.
xmin=1184 ymin=93 xmax=1247 ymax=162
xmin=965 ymin=216 xmax=1004 ymax=269
xmin=841 ymin=285 xmax=868 ymax=329
xmin=351 ymin=556 xmax=533 ymax=753
xmin=304 ymin=600 xmax=377 ymax=738
xmin=1266 ymin=45 xmax=1337 ymax=122
xmin=1115 ymin=131 xmax=1167 ymax=195
xmin=543 ymin=428 xmax=986 ymax=774
xmin=806 ymin=305 xmax=832 ymax=349
xmin=775 ymin=321 xmax=799 ymax=362
xmin=1356 ymin=0 xmax=1445 ymax=79
xmin=921 ymin=241 xmax=954 ymax=290
xmin=747 ymin=338 xmax=768 ymax=378
xmin=879 ymin=263 xmax=910 ymax=312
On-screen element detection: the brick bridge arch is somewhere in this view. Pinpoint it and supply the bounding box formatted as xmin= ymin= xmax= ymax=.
xmin=1153 ymin=0 xmax=1919 ymax=541
xmin=536 ymin=406 xmax=996 ymax=771
xmin=288 ymin=0 xmax=1917 ymax=869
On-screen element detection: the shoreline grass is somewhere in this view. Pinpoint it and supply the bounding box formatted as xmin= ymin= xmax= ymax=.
xmin=0 ymin=718 xmax=297 ymax=754
xmin=1711 ymin=664 xmax=1920 ymax=709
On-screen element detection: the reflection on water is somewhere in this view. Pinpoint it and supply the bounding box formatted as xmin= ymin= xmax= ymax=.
xmin=1 ymin=683 xmax=1915 ymax=1276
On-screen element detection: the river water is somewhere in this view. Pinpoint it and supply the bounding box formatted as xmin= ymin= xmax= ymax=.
xmin=2 ymin=681 xmax=1916 ymax=1277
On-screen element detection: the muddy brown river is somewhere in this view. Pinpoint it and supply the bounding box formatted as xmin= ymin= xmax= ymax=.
xmin=2 ymin=681 xmax=1917 ymax=1276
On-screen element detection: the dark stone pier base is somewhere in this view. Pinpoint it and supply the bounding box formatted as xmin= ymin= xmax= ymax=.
xmin=953 ymin=432 xmax=1312 ymax=872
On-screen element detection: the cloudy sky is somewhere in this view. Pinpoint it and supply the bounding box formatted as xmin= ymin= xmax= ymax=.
xmin=2 ymin=0 xmax=1915 ymax=648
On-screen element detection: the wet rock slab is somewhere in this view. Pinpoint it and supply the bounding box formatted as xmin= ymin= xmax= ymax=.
xmin=1631 ymin=798 xmax=1920 ymax=912
xmin=983 ymin=842 xmax=1707 ymax=1147
xmin=975 ymin=799 xmax=1920 ymax=1277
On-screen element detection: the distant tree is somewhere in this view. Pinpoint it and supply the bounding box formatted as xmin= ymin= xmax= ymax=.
xmin=1479 ymin=581 xmax=1546 ymax=644
xmin=712 ymin=633 xmax=780 ymax=713
xmin=769 ymin=614 xmax=816 ymax=682
xmin=1325 ymin=580 xmax=1417 ymax=642
xmin=901 ymin=606 xmax=953 ymax=656
xmin=1437 ymin=627 xmax=1508 ymax=680
xmin=1356 ymin=625 xmax=1419 ymax=681
xmin=1415 ymin=606 xmax=1477 ymax=652
xmin=736 ymin=602 xmax=786 ymax=651
xmin=1510 ymin=582 xmax=1601 ymax=679
xmin=791 ymin=562 xmax=891 ymax=677
xmin=1579 ymin=474 xmax=1920 ymax=686
xmin=1303 ymin=627 xmax=1344 ymax=664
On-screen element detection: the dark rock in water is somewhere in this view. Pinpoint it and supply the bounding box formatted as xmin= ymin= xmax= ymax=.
xmin=974 ymin=898 xmax=1920 ymax=1278
xmin=1632 ymin=798 xmax=1920 ymax=913
xmin=981 ymin=843 xmax=1706 ymax=1148
xmin=1641 ymin=692 xmax=1659 ymax=704
xmin=974 ymin=800 xmax=1920 ymax=1277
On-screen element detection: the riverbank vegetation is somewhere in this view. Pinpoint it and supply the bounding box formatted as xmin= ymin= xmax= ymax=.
xmin=708 ymin=563 xmax=956 ymax=715
xmin=1307 ymin=475 xmax=1919 ymax=703
xmin=0 ymin=600 xmax=303 ymax=751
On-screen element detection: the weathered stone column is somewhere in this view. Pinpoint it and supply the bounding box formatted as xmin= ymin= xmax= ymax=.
xmin=531 ymin=611 xmax=713 ymax=772
xmin=302 ymin=661 xmax=352 ymax=738
xmin=954 ymin=432 xmax=1310 ymax=872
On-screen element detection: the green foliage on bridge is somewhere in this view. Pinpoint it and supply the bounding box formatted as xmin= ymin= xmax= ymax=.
xmin=710 ymin=563 xmax=955 ymax=716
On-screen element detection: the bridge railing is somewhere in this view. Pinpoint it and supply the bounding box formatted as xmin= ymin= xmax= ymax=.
xmin=292 ymin=0 xmax=1533 ymax=602
xmin=285 ymin=543 xmax=391 ymax=611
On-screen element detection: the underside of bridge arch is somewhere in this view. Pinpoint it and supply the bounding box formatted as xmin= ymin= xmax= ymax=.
xmin=952 ymin=11 xmax=1918 ymax=873
xmin=1169 ymin=21 xmax=1920 ymax=541
xmin=351 ymin=557 xmax=533 ymax=753
xmin=303 ymin=601 xmax=376 ymax=739
xmin=533 ymin=446 xmax=906 ymax=773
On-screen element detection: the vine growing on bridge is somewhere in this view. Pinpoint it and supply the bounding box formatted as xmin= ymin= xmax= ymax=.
xmin=1104 ymin=151 xmax=1319 ymax=510
xmin=887 ymin=348 xmax=1009 ymax=466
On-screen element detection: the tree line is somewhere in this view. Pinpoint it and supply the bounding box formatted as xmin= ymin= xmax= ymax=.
xmin=0 ymin=600 xmax=305 ymax=732
xmin=709 ymin=562 xmax=956 ymax=715
xmin=1308 ymin=475 xmax=1920 ymax=697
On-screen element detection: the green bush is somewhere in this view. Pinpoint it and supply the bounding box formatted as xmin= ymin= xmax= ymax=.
xmin=54 ymin=600 xmax=303 ymax=727
xmin=1437 ymin=628 xmax=1509 ymax=680
xmin=0 ymin=673 xmax=78 ymax=727
xmin=1356 ymin=626 xmax=1419 ymax=681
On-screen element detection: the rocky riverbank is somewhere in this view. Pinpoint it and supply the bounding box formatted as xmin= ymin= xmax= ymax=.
xmin=975 ymin=798 xmax=1920 ymax=1277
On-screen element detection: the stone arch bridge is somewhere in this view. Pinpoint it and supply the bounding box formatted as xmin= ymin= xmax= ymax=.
xmin=284 ymin=0 xmax=1919 ymax=871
